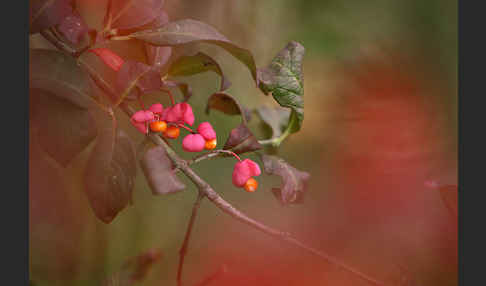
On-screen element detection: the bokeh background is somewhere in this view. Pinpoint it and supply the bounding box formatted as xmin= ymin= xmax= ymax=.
xmin=29 ymin=0 xmax=457 ymax=285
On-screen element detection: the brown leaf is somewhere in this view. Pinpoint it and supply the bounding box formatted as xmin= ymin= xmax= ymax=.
xmin=223 ymin=124 xmax=262 ymax=155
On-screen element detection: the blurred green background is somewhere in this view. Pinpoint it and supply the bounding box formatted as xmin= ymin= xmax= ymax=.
xmin=30 ymin=0 xmax=457 ymax=285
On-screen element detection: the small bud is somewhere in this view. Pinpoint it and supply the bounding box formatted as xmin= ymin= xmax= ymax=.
xmin=164 ymin=126 xmax=180 ymax=139
xmin=244 ymin=178 xmax=258 ymax=192
xmin=182 ymin=134 xmax=206 ymax=152
xmin=150 ymin=121 xmax=167 ymax=133
xmin=88 ymin=48 xmax=124 ymax=71
xmin=204 ymin=138 xmax=217 ymax=150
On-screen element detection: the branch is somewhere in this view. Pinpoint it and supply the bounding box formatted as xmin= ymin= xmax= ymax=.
xmin=117 ymin=104 xmax=384 ymax=286
xmin=177 ymin=192 xmax=204 ymax=286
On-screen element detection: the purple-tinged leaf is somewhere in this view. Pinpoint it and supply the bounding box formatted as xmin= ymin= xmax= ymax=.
xmin=57 ymin=10 xmax=89 ymax=45
xmin=30 ymin=49 xmax=94 ymax=108
xmin=258 ymin=41 xmax=305 ymax=133
xmin=223 ymin=124 xmax=262 ymax=155
xmin=256 ymin=106 xmax=290 ymax=139
xmin=109 ymin=0 xmax=164 ymax=30
xmin=128 ymin=19 xmax=258 ymax=82
xmin=162 ymin=80 xmax=193 ymax=102
xmin=29 ymin=0 xmax=72 ymax=34
xmin=439 ymin=185 xmax=458 ymax=218
xmin=115 ymin=60 xmax=161 ymax=104
xmin=206 ymin=92 xmax=250 ymax=123
xmin=140 ymin=145 xmax=185 ymax=195
xmin=260 ymin=154 xmax=310 ymax=205
xmin=146 ymin=46 xmax=172 ymax=69
xmin=31 ymin=89 xmax=97 ymax=167
xmin=84 ymin=107 xmax=137 ymax=223
xmin=103 ymin=248 xmax=163 ymax=286
xmin=168 ymin=52 xmax=231 ymax=91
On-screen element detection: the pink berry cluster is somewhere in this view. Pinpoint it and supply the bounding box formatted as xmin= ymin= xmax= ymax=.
xmin=91 ymin=46 xmax=262 ymax=193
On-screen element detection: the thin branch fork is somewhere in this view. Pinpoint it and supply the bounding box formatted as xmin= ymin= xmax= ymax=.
xmin=39 ymin=32 xmax=386 ymax=286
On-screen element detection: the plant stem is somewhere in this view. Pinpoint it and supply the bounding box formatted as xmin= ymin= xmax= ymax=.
xmin=188 ymin=150 xmax=240 ymax=165
xmin=177 ymin=192 xmax=204 ymax=286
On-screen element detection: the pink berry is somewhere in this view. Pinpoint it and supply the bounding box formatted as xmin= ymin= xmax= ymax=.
xmin=232 ymin=159 xmax=261 ymax=187
xmin=182 ymin=134 xmax=206 ymax=152
xmin=197 ymin=122 xmax=216 ymax=141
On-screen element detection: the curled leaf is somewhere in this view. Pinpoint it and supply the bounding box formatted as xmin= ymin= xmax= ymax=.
xmin=84 ymin=108 xmax=137 ymax=223
xmin=260 ymin=154 xmax=310 ymax=205
xmin=223 ymin=124 xmax=262 ymax=155
xmin=168 ymin=52 xmax=231 ymax=91
xmin=256 ymin=106 xmax=290 ymax=139
xmin=109 ymin=0 xmax=164 ymax=30
xmin=206 ymin=92 xmax=250 ymax=123
xmin=258 ymin=41 xmax=305 ymax=133
xmin=128 ymin=19 xmax=257 ymax=82
xmin=140 ymin=145 xmax=185 ymax=195
xmin=30 ymin=0 xmax=72 ymax=34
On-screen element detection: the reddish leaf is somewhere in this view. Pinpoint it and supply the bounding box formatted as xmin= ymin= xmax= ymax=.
xmin=206 ymin=92 xmax=250 ymax=123
xmin=30 ymin=0 xmax=72 ymax=34
xmin=109 ymin=0 xmax=164 ymax=30
xmin=144 ymin=11 xmax=173 ymax=69
xmin=140 ymin=145 xmax=185 ymax=195
xmin=57 ymin=10 xmax=89 ymax=45
xmin=223 ymin=124 xmax=262 ymax=155
xmin=260 ymin=154 xmax=310 ymax=205
xmin=89 ymin=48 xmax=125 ymax=72
xmin=128 ymin=19 xmax=258 ymax=82
xmin=84 ymin=107 xmax=137 ymax=223
xmin=31 ymin=89 xmax=96 ymax=167
xmin=116 ymin=60 xmax=161 ymax=103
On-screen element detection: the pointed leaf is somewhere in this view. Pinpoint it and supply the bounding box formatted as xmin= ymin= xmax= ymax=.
xmin=256 ymin=106 xmax=290 ymax=139
xmin=115 ymin=60 xmax=161 ymax=104
xmin=128 ymin=19 xmax=257 ymax=81
xmin=57 ymin=10 xmax=89 ymax=45
xmin=258 ymin=41 xmax=305 ymax=133
xmin=29 ymin=0 xmax=72 ymax=34
xmin=260 ymin=154 xmax=310 ymax=205
xmin=144 ymin=11 xmax=173 ymax=69
xmin=30 ymin=49 xmax=95 ymax=108
xmin=84 ymin=107 xmax=137 ymax=223
xmin=140 ymin=145 xmax=185 ymax=195
xmin=103 ymin=248 xmax=163 ymax=286
xmin=109 ymin=0 xmax=164 ymax=30
xmin=206 ymin=92 xmax=250 ymax=123
xmin=439 ymin=185 xmax=458 ymax=218
xmin=223 ymin=124 xmax=262 ymax=155
xmin=31 ymin=89 xmax=97 ymax=167
xmin=168 ymin=52 xmax=231 ymax=91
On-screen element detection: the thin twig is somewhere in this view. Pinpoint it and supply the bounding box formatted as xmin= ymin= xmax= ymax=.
xmin=188 ymin=150 xmax=240 ymax=165
xmin=177 ymin=192 xmax=205 ymax=286
xmin=72 ymin=46 xmax=385 ymax=286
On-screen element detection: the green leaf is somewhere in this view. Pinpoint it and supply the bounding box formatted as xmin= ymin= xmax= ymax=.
xmin=168 ymin=52 xmax=231 ymax=91
xmin=140 ymin=145 xmax=185 ymax=195
xmin=103 ymin=248 xmax=163 ymax=286
xmin=84 ymin=107 xmax=137 ymax=223
xmin=258 ymin=41 xmax=305 ymax=133
xmin=31 ymin=88 xmax=97 ymax=167
xmin=29 ymin=0 xmax=72 ymax=34
xmin=127 ymin=19 xmax=257 ymax=82
xmin=206 ymin=92 xmax=250 ymax=123
xmin=223 ymin=124 xmax=262 ymax=155
xmin=30 ymin=49 xmax=96 ymax=108
xmin=259 ymin=154 xmax=310 ymax=205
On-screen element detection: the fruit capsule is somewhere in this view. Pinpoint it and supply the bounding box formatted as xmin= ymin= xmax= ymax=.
xmin=164 ymin=126 xmax=180 ymax=139
xmin=244 ymin=178 xmax=258 ymax=192
xmin=204 ymin=138 xmax=217 ymax=150
xmin=150 ymin=121 xmax=167 ymax=133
